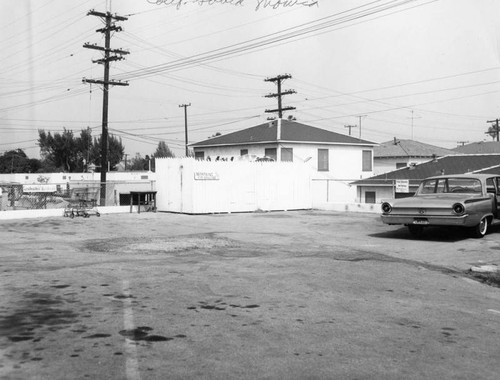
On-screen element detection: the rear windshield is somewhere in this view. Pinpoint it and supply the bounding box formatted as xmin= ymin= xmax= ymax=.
xmin=417 ymin=178 xmax=482 ymax=195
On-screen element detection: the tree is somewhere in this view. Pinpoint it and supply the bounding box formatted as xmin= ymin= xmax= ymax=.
xmin=38 ymin=128 xmax=79 ymax=172
xmin=129 ymin=153 xmax=150 ymax=171
xmin=90 ymin=134 xmax=125 ymax=171
xmin=38 ymin=128 xmax=124 ymax=172
xmin=486 ymin=123 xmax=499 ymax=141
xmin=153 ymin=141 xmax=175 ymax=159
xmin=0 ymin=149 xmax=41 ymax=173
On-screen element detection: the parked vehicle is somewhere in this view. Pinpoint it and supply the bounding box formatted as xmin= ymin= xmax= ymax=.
xmin=380 ymin=174 xmax=500 ymax=238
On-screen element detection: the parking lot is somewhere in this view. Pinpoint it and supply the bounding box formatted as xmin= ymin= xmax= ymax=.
xmin=1 ymin=210 xmax=500 ymax=379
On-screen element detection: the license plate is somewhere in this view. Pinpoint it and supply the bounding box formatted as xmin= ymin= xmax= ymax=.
xmin=413 ymin=218 xmax=429 ymax=225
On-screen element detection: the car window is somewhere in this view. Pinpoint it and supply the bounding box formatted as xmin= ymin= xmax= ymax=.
xmin=419 ymin=179 xmax=437 ymax=194
xmin=446 ymin=178 xmax=481 ymax=193
xmin=486 ymin=178 xmax=496 ymax=194
xmin=435 ymin=179 xmax=447 ymax=193
xmin=417 ymin=178 xmax=481 ymax=194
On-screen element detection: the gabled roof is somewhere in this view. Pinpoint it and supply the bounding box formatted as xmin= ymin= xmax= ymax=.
xmin=453 ymin=141 xmax=500 ymax=154
xmin=190 ymin=119 xmax=376 ymax=148
xmin=374 ymin=139 xmax=455 ymax=158
xmin=353 ymin=154 xmax=500 ymax=186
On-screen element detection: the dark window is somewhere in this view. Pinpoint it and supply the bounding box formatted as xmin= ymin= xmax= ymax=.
xmin=194 ymin=151 xmax=205 ymax=160
xmin=281 ymin=148 xmax=293 ymax=162
xmin=318 ymin=149 xmax=329 ymax=171
xmin=365 ymin=191 xmax=376 ymax=204
xmin=240 ymin=149 xmax=248 ymax=156
xmin=264 ymin=148 xmax=277 ymax=161
xmin=486 ymin=178 xmax=497 ymax=194
xmin=362 ymin=150 xmax=372 ymax=171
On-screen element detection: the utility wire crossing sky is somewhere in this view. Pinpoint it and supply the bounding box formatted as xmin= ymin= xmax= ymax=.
xmin=1 ymin=0 xmax=500 ymax=157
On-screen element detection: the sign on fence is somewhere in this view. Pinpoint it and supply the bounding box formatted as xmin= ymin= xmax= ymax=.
xmin=23 ymin=184 xmax=57 ymax=193
xmin=395 ymin=180 xmax=409 ymax=193
xmin=194 ymin=172 xmax=220 ymax=180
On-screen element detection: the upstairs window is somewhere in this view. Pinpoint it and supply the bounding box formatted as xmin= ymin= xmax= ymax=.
xmin=264 ymin=148 xmax=277 ymax=161
xmin=318 ymin=149 xmax=329 ymax=171
xmin=362 ymin=150 xmax=373 ymax=171
xmin=281 ymin=148 xmax=293 ymax=162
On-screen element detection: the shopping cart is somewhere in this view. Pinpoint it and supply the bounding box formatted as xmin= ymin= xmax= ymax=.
xmin=63 ymin=187 xmax=100 ymax=218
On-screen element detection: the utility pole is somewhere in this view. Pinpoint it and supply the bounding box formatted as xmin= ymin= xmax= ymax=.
xmin=179 ymin=103 xmax=191 ymax=157
xmin=357 ymin=115 xmax=367 ymax=139
xmin=83 ymin=9 xmax=129 ymax=206
xmin=407 ymin=110 xmax=421 ymax=140
xmin=486 ymin=118 xmax=500 ymax=142
xmin=264 ymin=74 xmax=296 ymax=119
xmin=344 ymin=125 xmax=357 ymax=136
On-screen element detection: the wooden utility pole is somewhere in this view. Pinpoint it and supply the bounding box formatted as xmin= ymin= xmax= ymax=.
xmin=344 ymin=125 xmax=357 ymax=136
xmin=487 ymin=118 xmax=500 ymax=142
xmin=83 ymin=9 xmax=129 ymax=205
xmin=179 ymin=103 xmax=191 ymax=157
xmin=357 ymin=115 xmax=367 ymax=139
xmin=264 ymin=74 xmax=296 ymax=119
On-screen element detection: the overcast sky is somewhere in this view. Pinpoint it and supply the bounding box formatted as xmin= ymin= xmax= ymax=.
xmin=1 ymin=0 xmax=500 ymax=158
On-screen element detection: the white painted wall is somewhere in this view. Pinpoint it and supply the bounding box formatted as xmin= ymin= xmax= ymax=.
xmin=155 ymin=158 xmax=312 ymax=214
xmin=194 ymin=142 xmax=374 ymax=205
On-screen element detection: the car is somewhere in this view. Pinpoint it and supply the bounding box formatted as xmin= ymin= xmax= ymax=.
xmin=380 ymin=174 xmax=500 ymax=238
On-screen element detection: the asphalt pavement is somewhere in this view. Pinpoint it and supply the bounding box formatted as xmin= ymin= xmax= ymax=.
xmin=1 ymin=210 xmax=500 ymax=379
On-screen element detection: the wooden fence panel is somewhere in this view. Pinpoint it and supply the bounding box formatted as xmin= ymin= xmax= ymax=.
xmin=155 ymin=158 xmax=312 ymax=214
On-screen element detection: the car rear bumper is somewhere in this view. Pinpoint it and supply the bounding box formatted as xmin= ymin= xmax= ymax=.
xmin=380 ymin=214 xmax=475 ymax=227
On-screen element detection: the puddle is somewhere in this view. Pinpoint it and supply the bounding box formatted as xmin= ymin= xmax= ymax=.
xmin=118 ymin=326 xmax=183 ymax=343
xmin=189 ymin=299 xmax=260 ymax=311
xmin=0 ymin=291 xmax=79 ymax=344
xmin=83 ymin=333 xmax=112 ymax=339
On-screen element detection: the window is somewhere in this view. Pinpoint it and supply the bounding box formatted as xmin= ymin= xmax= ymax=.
xmin=281 ymin=148 xmax=293 ymax=162
xmin=318 ymin=149 xmax=329 ymax=171
xmin=418 ymin=178 xmax=481 ymax=195
xmin=486 ymin=178 xmax=497 ymax=194
xmin=362 ymin=150 xmax=372 ymax=171
xmin=365 ymin=191 xmax=376 ymax=204
xmin=240 ymin=149 xmax=248 ymax=156
xmin=264 ymin=148 xmax=277 ymax=161
xmin=194 ymin=151 xmax=205 ymax=160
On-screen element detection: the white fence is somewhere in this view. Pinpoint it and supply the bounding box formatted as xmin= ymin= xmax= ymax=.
xmin=155 ymin=158 xmax=312 ymax=214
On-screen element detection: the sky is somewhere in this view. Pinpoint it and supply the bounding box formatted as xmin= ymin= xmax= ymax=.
xmin=1 ymin=0 xmax=500 ymax=159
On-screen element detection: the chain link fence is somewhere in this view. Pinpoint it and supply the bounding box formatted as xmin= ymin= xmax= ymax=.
xmin=1 ymin=181 xmax=156 ymax=211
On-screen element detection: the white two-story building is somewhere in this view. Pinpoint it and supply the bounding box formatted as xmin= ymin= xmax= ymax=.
xmin=190 ymin=119 xmax=377 ymax=203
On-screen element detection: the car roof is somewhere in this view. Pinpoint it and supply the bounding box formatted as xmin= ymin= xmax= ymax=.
xmin=423 ymin=173 xmax=498 ymax=181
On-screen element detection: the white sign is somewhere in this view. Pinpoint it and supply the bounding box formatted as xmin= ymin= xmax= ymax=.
xmin=23 ymin=184 xmax=57 ymax=193
xmin=194 ymin=172 xmax=220 ymax=180
xmin=395 ymin=180 xmax=409 ymax=193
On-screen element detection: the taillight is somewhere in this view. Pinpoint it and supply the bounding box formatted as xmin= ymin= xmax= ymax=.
xmin=381 ymin=202 xmax=392 ymax=213
xmin=452 ymin=203 xmax=465 ymax=215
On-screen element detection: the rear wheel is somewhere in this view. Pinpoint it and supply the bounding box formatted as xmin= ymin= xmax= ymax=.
xmin=471 ymin=217 xmax=488 ymax=238
xmin=408 ymin=225 xmax=424 ymax=237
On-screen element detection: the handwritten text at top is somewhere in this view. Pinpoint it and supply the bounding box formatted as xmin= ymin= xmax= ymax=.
xmin=146 ymin=0 xmax=320 ymax=11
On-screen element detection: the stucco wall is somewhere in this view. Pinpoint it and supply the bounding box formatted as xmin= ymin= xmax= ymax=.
xmin=194 ymin=142 xmax=373 ymax=180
